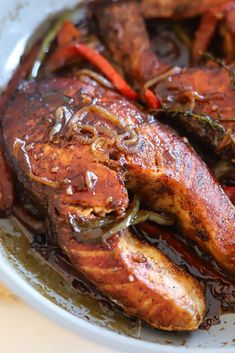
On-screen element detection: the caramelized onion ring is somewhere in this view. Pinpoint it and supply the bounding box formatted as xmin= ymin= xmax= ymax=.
xmin=116 ymin=125 xmax=141 ymax=154
xmin=66 ymin=123 xmax=98 ymax=145
xmin=76 ymin=69 xmax=114 ymax=89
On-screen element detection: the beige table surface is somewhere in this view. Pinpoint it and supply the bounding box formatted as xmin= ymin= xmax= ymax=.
xmin=0 ymin=284 xmax=122 ymax=353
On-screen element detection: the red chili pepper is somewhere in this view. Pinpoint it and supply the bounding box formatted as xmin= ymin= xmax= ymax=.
xmin=143 ymin=88 xmax=161 ymax=109
xmin=223 ymin=186 xmax=235 ymax=204
xmin=48 ymin=43 xmax=138 ymax=101
xmin=57 ymin=20 xmax=81 ymax=46
xmin=50 ymin=20 xmax=162 ymax=105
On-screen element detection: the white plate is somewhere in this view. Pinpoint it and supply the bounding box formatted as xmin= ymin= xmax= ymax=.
xmin=0 ymin=1 xmax=235 ymax=353
xmin=0 ymin=290 xmax=120 ymax=353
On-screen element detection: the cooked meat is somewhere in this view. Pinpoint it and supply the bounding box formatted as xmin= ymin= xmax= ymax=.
xmin=140 ymin=0 xmax=228 ymax=19
xmin=154 ymin=67 xmax=235 ymax=159
xmin=126 ymin=122 xmax=235 ymax=273
xmin=2 ymin=77 xmax=206 ymax=331
xmin=96 ymin=1 xmax=167 ymax=87
xmin=96 ymin=1 xmax=235 ymax=159
xmin=4 ymin=76 xmax=235 ymax=272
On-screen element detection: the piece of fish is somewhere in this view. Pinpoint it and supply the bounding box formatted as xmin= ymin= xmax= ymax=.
xmin=96 ymin=1 xmax=235 ymax=158
xmin=2 ymin=76 xmax=205 ymax=331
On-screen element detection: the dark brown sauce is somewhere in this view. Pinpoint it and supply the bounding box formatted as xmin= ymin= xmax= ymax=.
xmin=21 ymin=207 xmax=235 ymax=330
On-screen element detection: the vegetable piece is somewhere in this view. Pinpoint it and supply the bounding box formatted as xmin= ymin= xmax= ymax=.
xmin=29 ymin=7 xmax=83 ymax=79
xmin=29 ymin=14 xmax=69 ymax=79
xmin=144 ymin=66 xmax=182 ymax=90
xmin=49 ymin=20 xmax=161 ymax=104
xmin=153 ymin=108 xmax=226 ymax=131
xmin=13 ymin=139 xmax=60 ymax=188
xmin=66 ymin=123 xmax=98 ymax=145
xmin=57 ymin=20 xmax=81 ymax=46
xmin=48 ymin=42 xmax=138 ymax=100
xmin=72 ymin=197 xmax=140 ymax=244
xmin=202 ymin=52 xmax=235 ymax=90
xmin=101 ymin=196 xmax=140 ymax=242
xmin=71 ymin=216 xmax=116 ymax=244
xmin=68 ymin=105 xmax=125 ymax=128
xmin=75 ymin=69 xmax=114 ymax=89
xmin=72 ymin=192 xmax=175 ymax=245
xmin=223 ymin=186 xmax=235 ymax=204
xmin=91 ymin=137 xmax=116 ymax=164
xmin=142 ymin=67 xmax=181 ymax=109
xmin=116 ymin=125 xmax=142 ymax=154
xmin=143 ymin=89 xmax=161 ymax=109
xmin=133 ymin=210 xmax=175 ymax=226
xmin=159 ymin=109 xmax=225 ymax=133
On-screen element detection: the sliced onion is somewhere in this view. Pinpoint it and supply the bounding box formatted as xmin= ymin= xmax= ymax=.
xmin=96 ymin=125 xmax=117 ymax=139
xmin=66 ymin=122 xmax=98 ymax=145
xmin=75 ymin=69 xmax=114 ymax=89
xmin=91 ymin=137 xmax=114 ymax=162
xmin=116 ymin=125 xmax=141 ymax=154
xmin=101 ymin=196 xmax=140 ymax=242
xmin=70 ymin=214 xmax=120 ymax=244
xmin=68 ymin=105 xmax=125 ymax=128
xmin=13 ymin=139 xmax=60 ymax=188
xmin=179 ymin=90 xmax=204 ymax=111
xmin=50 ymin=106 xmax=73 ymax=141
xmin=71 ymin=195 xmax=174 ymax=244
xmin=28 ymin=173 xmax=60 ymax=188
xmin=143 ymin=66 xmax=182 ymax=91
xmin=133 ymin=210 xmax=175 ymax=226
xmin=71 ymin=197 xmax=140 ymax=244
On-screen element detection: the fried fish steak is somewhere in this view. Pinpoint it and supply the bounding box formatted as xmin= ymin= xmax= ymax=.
xmin=140 ymin=0 xmax=227 ymax=19
xmin=96 ymin=0 xmax=235 ymax=159
xmin=2 ymin=76 xmax=205 ymax=331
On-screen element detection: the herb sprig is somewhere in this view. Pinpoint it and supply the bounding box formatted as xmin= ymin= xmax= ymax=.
xmin=202 ymin=52 xmax=235 ymax=90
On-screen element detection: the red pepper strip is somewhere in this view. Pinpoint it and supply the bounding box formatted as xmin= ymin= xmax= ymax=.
xmin=57 ymin=20 xmax=81 ymax=46
xmin=143 ymin=88 xmax=161 ymax=109
xmin=48 ymin=43 xmax=138 ymax=101
xmin=223 ymin=186 xmax=235 ymax=204
xmin=0 ymin=42 xmax=40 ymax=115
